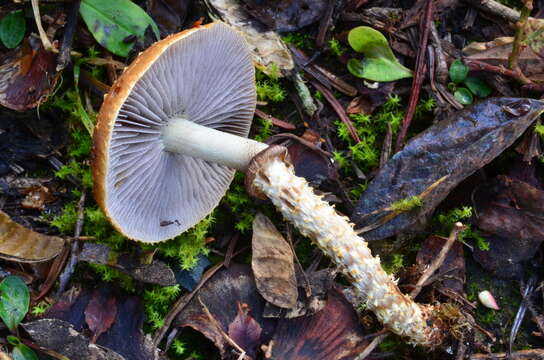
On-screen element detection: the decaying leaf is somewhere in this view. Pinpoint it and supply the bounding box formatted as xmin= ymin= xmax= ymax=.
xmin=45 ymin=288 xmax=157 ymax=360
xmin=79 ymin=242 xmax=176 ymax=286
xmin=241 ymin=0 xmax=327 ymax=32
xmin=0 ymin=210 xmax=65 ymax=263
xmin=252 ymin=213 xmax=297 ymax=309
xmin=23 ymin=319 xmax=125 ymax=360
xmin=146 ymin=0 xmax=189 ymax=37
xmin=227 ymin=303 xmax=262 ymax=356
xmin=464 ymin=36 xmax=544 ymax=82
xmin=473 ymin=175 xmax=544 ymax=279
xmin=204 ymin=0 xmax=294 ymax=76
xmin=269 ymin=289 xmax=369 ymax=360
xmin=0 ymin=37 xmax=60 ymax=111
xmin=176 ymin=265 xmax=367 ymax=359
xmin=352 ymin=98 xmax=544 ymax=240
xmin=175 ymin=265 xmax=274 ymax=357
xmin=85 ymin=288 xmax=118 ymax=343
xmin=266 ymin=132 xmax=338 ymax=186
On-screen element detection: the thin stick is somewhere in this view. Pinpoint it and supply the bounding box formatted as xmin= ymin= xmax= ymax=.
xmin=310 ymin=80 xmax=361 ymax=143
xmin=31 ymin=0 xmax=56 ymax=53
xmin=255 ymin=109 xmax=296 ymax=130
xmin=354 ymin=333 xmax=388 ymax=360
xmin=55 ymin=191 xmax=86 ymax=297
xmin=508 ymin=0 xmax=533 ymax=84
xmin=198 ymin=297 xmax=248 ymax=359
xmin=395 ymin=0 xmax=433 ymax=152
xmin=466 ymin=0 xmax=521 ymax=23
xmin=464 ymin=58 xmax=531 ymax=84
xmin=410 ymin=222 xmax=466 ymax=298
xmin=56 ymin=0 xmax=80 ymax=71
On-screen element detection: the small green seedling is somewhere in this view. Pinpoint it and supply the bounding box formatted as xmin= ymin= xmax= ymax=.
xmin=448 ymin=60 xmax=492 ymax=105
xmin=0 ymin=276 xmax=38 ymax=360
xmin=347 ymin=26 xmax=412 ymax=82
xmin=0 ymin=10 xmax=25 ymax=49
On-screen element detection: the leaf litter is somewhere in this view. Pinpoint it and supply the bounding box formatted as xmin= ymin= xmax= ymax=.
xmin=2 ymin=0 xmax=544 ymax=358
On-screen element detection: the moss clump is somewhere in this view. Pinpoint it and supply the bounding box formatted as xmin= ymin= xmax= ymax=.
xmin=143 ymin=285 xmax=181 ymax=330
xmin=88 ymin=264 xmax=135 ymax=292
xmin=435 ymin=207 xmax=489 ymax=251
xmin=282 ymin=32 xmax=314 ymax=49
xmin=390 ymin=195 xmax=422 ymax=212
xmin=382 ymin=253 xmax=405 ymax=275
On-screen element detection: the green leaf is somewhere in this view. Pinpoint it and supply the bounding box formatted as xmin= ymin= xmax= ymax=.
xmin=0 ymin=10 xmax=26 ymax=49
xmin=12 ymin=344 xmax=38 ymax=360
xmin=454 ymin=88 xmax=473 ymax=105
xmin=79 ymin=0 xmax=159 ymax=57
xmin=449 ymin=59 xmax=469 ymax=83
xmin=464 ymin=76 xmax=492 ymax=98
xmin=347 ymin=26 xmax=412 ymax=82
xmin=0 ymin=276 xmax=29 ymax=331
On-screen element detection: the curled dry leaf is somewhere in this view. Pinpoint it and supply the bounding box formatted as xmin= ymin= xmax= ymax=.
xmin=0 ymin=37 xmax=59 ymax=111
xmin=473 ymin=175 xmax=544 ymax=279
xmin=269 ymin=289 xmax=369 ymax=360
xmin=252 ymin=213 xmax=297 ymax=309
xmin=241 ymin=0 xmax=327 ymax=32
xmin=0 ymin=210 xmax=64 ymax=262
xmin=352 ymin=98 xmax=544 ymax=240
xmin=204 ymin=0 xmax=294 ymax=76
xmin=175 ymin=265 xmax=274 ymax=358
xmin=227 ymin=303 xmax=262 ymax=356
xmin=85 ymin=288 xmax=118 ymax=343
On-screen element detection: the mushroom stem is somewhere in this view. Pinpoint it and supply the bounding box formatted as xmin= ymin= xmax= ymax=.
xmin=162 ymin=117 xmax=268 ymax=171
xmin=163 ymin=118 xmax=443 ymax=346
xmin=249 ymin=148 xmax=444 ymax=347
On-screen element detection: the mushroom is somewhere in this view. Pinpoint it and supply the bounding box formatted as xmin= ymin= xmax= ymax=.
xmin=92 ymin=22 xmax=442 ymax=346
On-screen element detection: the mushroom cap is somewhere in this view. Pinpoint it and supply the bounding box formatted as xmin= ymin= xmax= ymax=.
xmin=92 ymin=22 xmax=256 ymax=243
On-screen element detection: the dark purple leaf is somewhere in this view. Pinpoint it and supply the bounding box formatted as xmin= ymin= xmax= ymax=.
xmin=352 ymin=98 xmax=544 ymax=240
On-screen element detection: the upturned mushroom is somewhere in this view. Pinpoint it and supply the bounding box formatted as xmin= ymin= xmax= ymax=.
xmin=93 ymin=22 xmax=443 ymax=346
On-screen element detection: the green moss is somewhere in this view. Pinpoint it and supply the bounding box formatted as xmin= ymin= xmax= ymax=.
xmin=143 ymin=285 xmax=181 ymax=330
xmin=256 ymin=80 xmax=287 ymax=103
xmin=170 ymin=339 xmax=187 ymax=356
xmin=254 ymin=116 xmax=274 ymax=142
xmin=146 ymin=215 xmax=214 ymax=270
xmin=222 ymin=173 xmax=256 ymax=234
xmin=30 ymin=301 xmax=51 ymax=317
xmin=435 ymin=206 xmax=489 ymax=251
xmin=282 ymin=32 xmax=313 ymax=49
xmin=390 ymin=195 xmax=422 ymax=212
xmin=382 ymin=253 xmax=404 ymax=275
xmin=328 ymin=38 xmax=346 ymax=56
xmin=88 ymin=264 xmax=135 ymax=292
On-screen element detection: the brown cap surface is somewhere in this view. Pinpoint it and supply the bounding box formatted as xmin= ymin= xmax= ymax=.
xmin=92 ymin=22 xmax=256 ymax=242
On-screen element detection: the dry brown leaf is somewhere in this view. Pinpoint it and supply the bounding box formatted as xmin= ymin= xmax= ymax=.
xmin=0 ymin=210 xmax=64 ymax=262
xmin=0 ymin=37 xmax=60 ymax=111
xmin=251 ymin=213 xmax=297 ymax=309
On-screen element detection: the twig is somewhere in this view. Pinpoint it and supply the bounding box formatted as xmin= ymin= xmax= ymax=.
xmin=509 ymin=276 xmax=537 ymax=355
xmin=466 ymin=0 xmax=521 ymax=23
xmin=31 ymin=0 xmax=56 ymax=53
xmin=354 ymin=333 xmax=388 ymax=360
xmin=153 ymin=261 xmax=224 ymax=346
xmin=56 ymin=0 xmax=80 ymax=71
xmin=198 ymin=298 xmax=248 ymax=359
xmin=470 ymin=349 xmax=544 ymax=359
xmin=508 ymin=0 xmax=533 ymax=84
xmin=254 ymin=109 xmax=296 ymax=130
xmin=55 ymin=191 xmax=86 ymax=297
xmin=464 ymin=59 xmax=531 ymax=84
xmin=293 ymin=73 xmax=318 ymax=117
xmin=316 ymin=0 xmax=336 ymax=48
xmin=395 ymin=0 xmax=433 ymax=152
xmin=410 ymin=222 xmax=466 ymax=298
xmin=310 ymin=80 xmax=361 ymax=143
